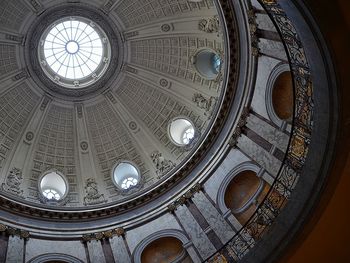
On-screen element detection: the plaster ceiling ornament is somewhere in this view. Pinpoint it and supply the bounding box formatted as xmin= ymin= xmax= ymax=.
xmin=198 ymin=15 xmax=220 ymax=33
xmin=83 ymin=178 xmax=107 ymax=206
xmin=1 ymin=167 xmax=24 ymax=197
xmin=0 ymin=0 xmax=339 ymax=262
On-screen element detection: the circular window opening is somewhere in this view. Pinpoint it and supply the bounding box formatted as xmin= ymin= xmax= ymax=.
xmin=168 ymin=118 xmax=196 ymax=146
xmin=39 ymin=171 xmax=68 ymax=201
xmin=112 ymin=162 xmax=140 ymax=190
xmin=193 ymin=49 xmax=222 ymax=79
xmin=38 ymin=17 xmax=111 ymax=89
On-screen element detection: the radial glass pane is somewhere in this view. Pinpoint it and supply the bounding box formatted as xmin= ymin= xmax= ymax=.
xmin=43 ymin=20 xmax=103 ymax=80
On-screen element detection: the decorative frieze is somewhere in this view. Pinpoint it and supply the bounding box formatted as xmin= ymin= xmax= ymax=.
xmin=82 ymin=227 xmax=125 ymax=242
xmin=167 ymin=183 xmax=202 ymax=212
xmin=247 ymin=9 xmax=259 ymax=57
xmin=0 ymin=223 xmax=29 ymax=239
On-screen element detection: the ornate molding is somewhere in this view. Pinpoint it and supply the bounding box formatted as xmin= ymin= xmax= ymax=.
xmin=83 ymin=178 xmax=107 ymax=206
xmin=150 ymin=151 xmax=176 ymax=178
xmin=1 ymin=168 xmax=24 ymax=197
xmin=167 ymin=183 xmax=202 ymax=212
xmin=192 ymin=93 xmax=217 ymax=117
xmin=0 ymin=223 xmax=30 ymax=239
xmin=198 ymin=16 xmax=220 ymax=33
xmin=228 ymin=107 xmax=250 ymax=147
xmin=247 ymin=9 xmax=259 ymax=57
xmin=82 ymin=227 xmax=125 ymax=242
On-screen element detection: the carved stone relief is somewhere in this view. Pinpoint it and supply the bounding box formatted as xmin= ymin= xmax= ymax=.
xmin=83 ymin=178 xmax=107 ymax=206
xmin=198 ymin=16 xmax=220 ymax=33
xmin=150 ymin=151 xmax=176 ymax=178
xmin=1 ymin=168 xmax=24 ymax=197
xmin=192 ymin=93 xmax=217 ymax=116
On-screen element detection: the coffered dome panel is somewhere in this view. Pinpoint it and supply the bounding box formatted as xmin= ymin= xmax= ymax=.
xmin=0 ymin=0 xmax=30 ymax=32
xmin=0 ymin=0 xmax=235 ymax=213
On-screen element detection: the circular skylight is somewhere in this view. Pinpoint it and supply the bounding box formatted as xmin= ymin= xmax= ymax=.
xmin=112 ymin=162 xmax=140 ymax=190
xmin=39 ymin=171 xmax=68 ymax=201
xmin=168 ymin=118 xmax=196 ymax=146
xmin=43 ymin=189 xmax=61 ymax=200
xmin=38 ymin=17 xmax=111 ymax=88
xmin=193 ymin=49 xmax=222 ymax=80
xmin=182 ymin=127 xmax=195 ymax=144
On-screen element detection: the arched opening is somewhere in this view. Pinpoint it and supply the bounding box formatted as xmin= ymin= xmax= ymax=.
xmin=141 ymin=237 xmax=192 ymax=263
xmin=112 ymin=162 xmax=140 ymax=190
xmin=224 ymin=170 xmax=261 ymax=213
xmin=39 ymin=171 xmax=68 ymax=201
xmin=168 ymin=118 xmax=196 ymax=146
xmin=223 ymin=169 xmax=287 ymax=238
xmin=193 ymin=49 xmax=222 ymax=79
xmin=272 ymin=71 xmax=294 ymax=121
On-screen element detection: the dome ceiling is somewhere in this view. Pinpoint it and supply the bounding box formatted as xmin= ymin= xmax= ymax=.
xmin=0 ymin=0 xmax=237 ymax=213
xmin=0 ymin=0 xmax=339 ymax=262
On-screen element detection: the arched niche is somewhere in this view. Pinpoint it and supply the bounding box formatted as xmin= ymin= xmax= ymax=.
xmin=217 ymin=161 xmax=287 ymax=238
xmin=217 ymin=162 xmax=261 ymax=214
xmin=266 ymin=63 xmax=294 ymax=127
xmin=224 ymin=170 xmax=263 ymax=214
xmin=28 ymin=253 xmax=84 ymax=263
xmin=272 ymin=72 xmax=294 ymax=120
xmin=141 ymin=237 xmax=191 ymax=263
xmin=133 ymin=230 xmax=195 ymax=263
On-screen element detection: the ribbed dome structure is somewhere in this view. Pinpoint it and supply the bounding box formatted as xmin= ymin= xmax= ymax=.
xmin=0 ymin=0 xmax=341 ymax=262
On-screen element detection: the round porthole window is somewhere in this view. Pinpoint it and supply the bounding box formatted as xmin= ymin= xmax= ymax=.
xmin=112 ymin=162 xmax=140 ymax=190
xmin=38 ymin=17 xmax=111 ymax=88
xmin=193 ymin=49 xmax=222 ymax=80
xmin=168 ymin=118 xmax=196 ymax=146
xmin=39 ymin=170 xmax=68 ymax=201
